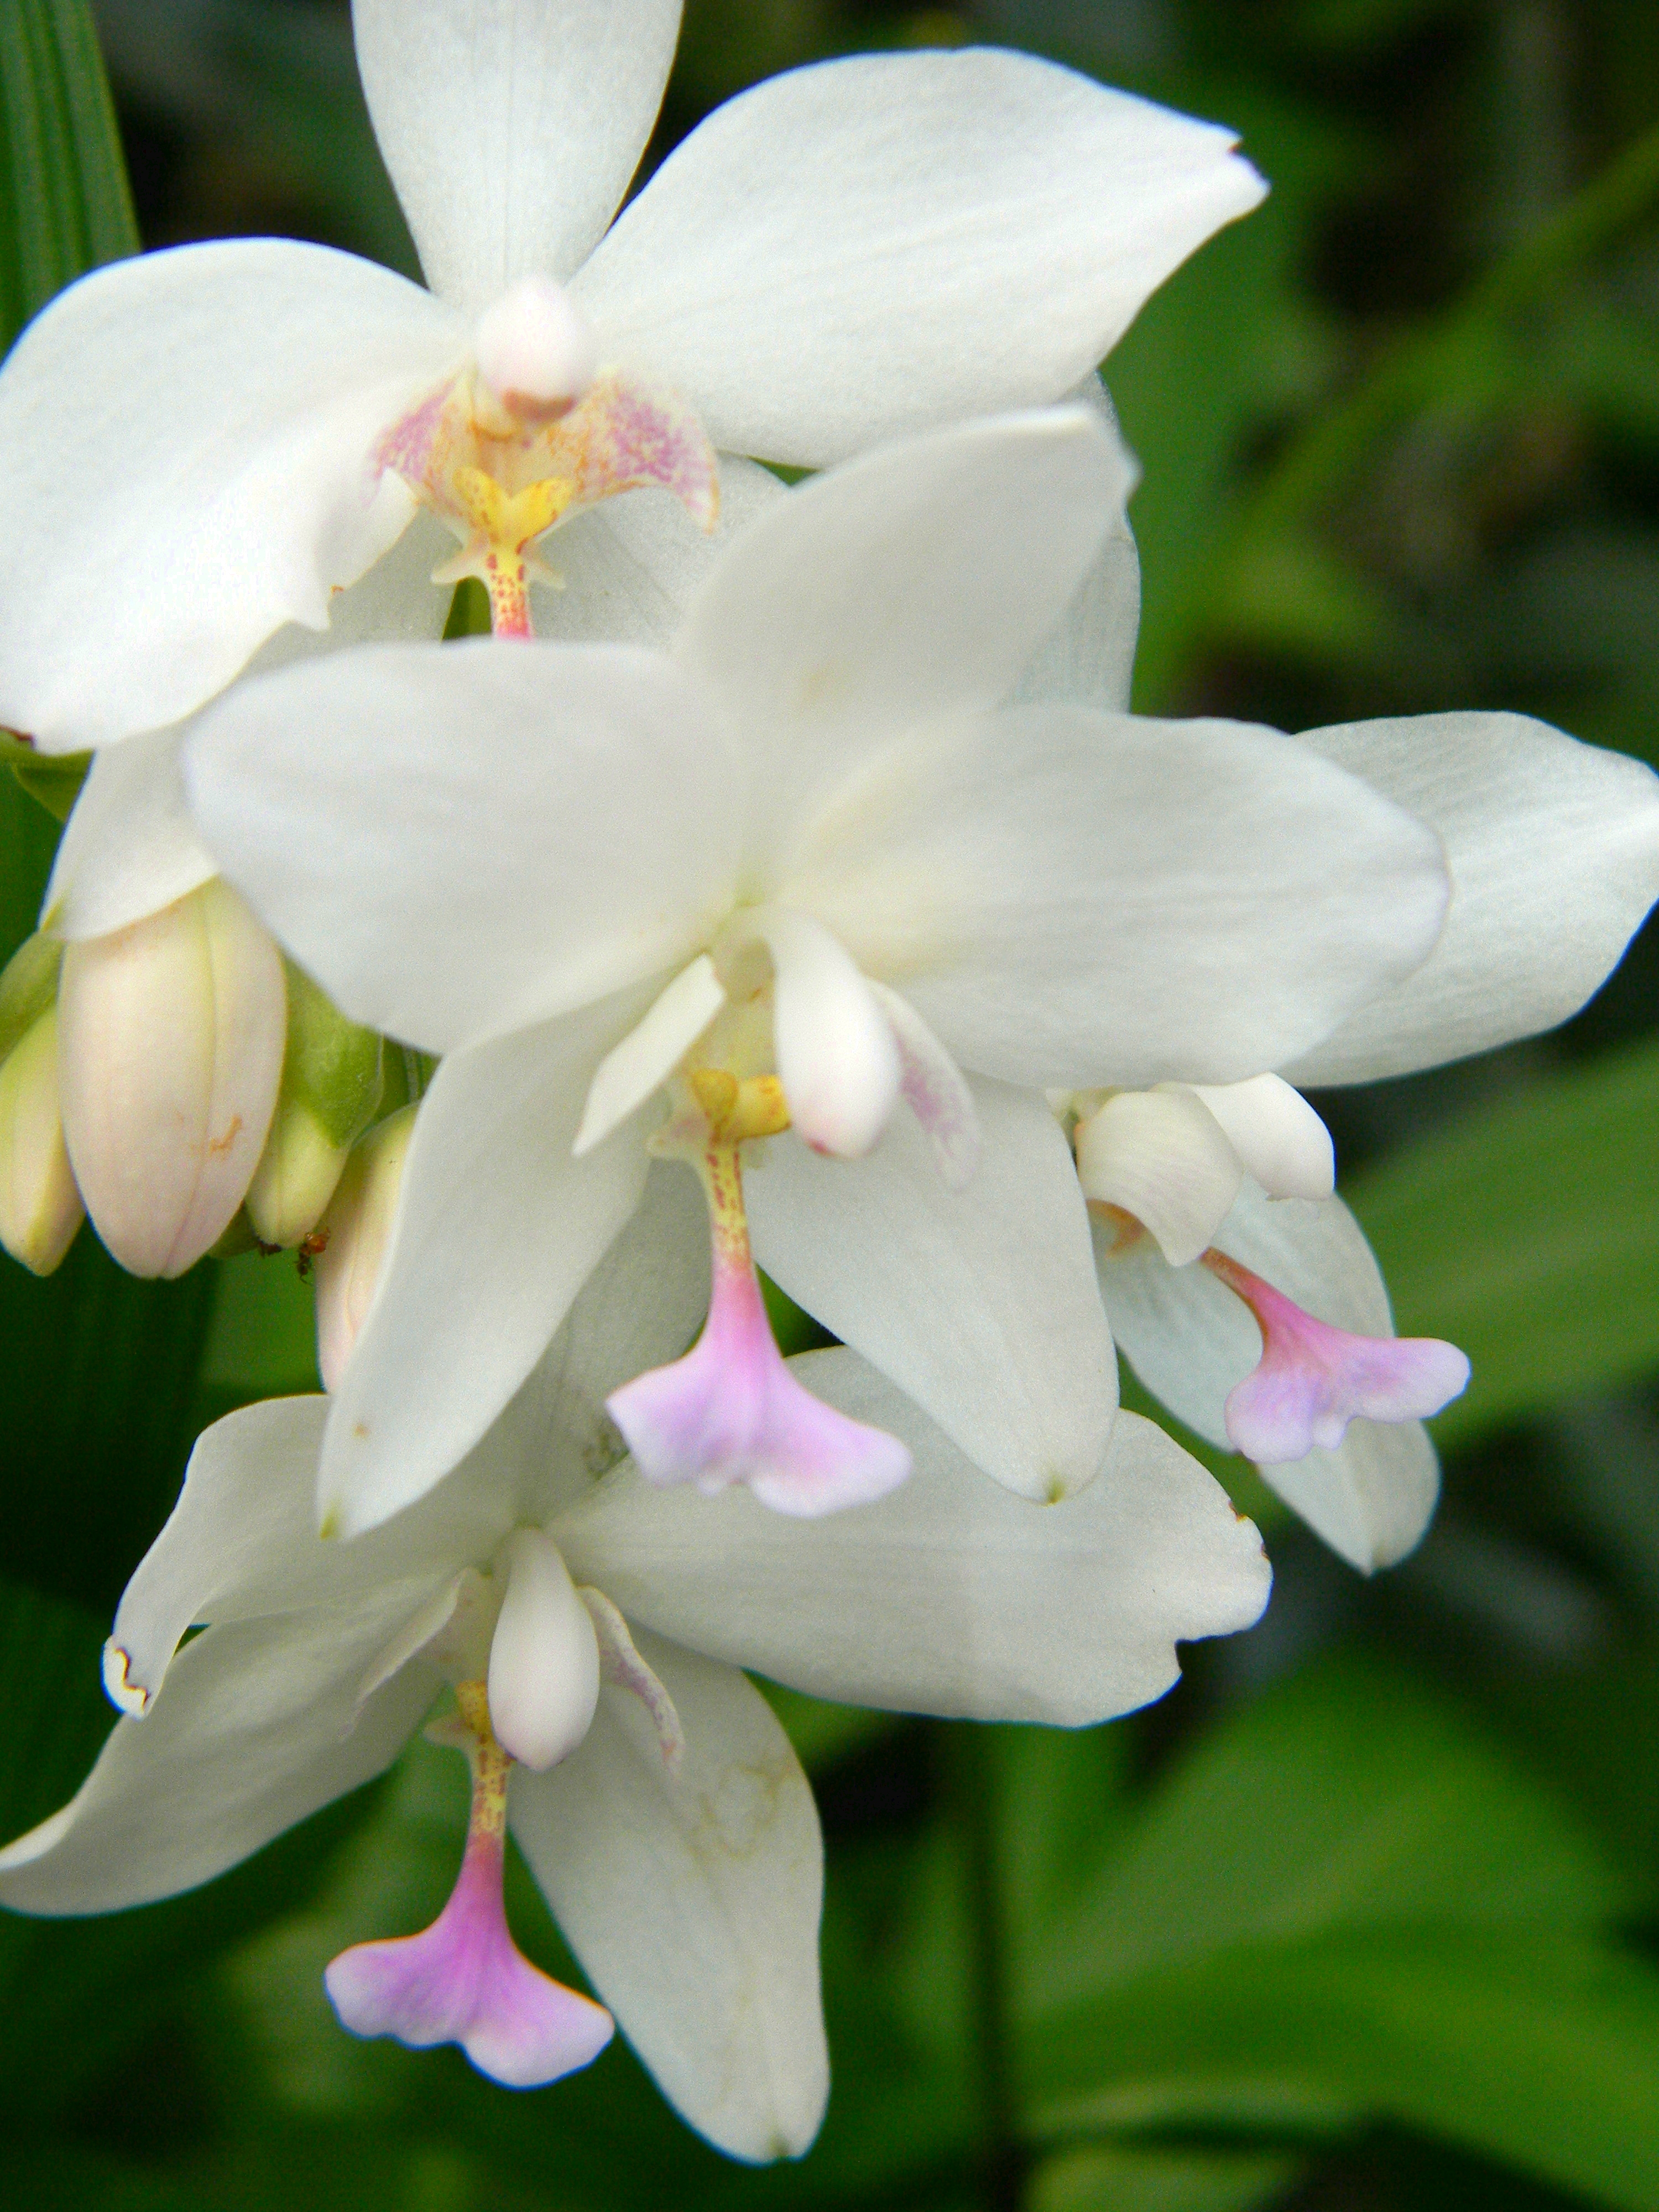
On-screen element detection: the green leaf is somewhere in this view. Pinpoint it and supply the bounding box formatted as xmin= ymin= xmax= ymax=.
xmin=1028 ymin=2143 xmax=1303 ymax=2212
xmin=0 ymin=0 xmax=137 ymax=354
xmin=197 ymin=1249 xmax=321 ymax=1403
xmin=1347 ymin=1041 xmax=1659 ymax=1441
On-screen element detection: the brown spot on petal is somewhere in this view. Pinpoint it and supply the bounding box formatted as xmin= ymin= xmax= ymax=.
xmin=207 ymin=1114 xmax=243 ymax=1157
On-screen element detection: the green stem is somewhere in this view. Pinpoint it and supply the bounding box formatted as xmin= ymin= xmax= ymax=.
xmin=946 ymin=1725 xmax=1022 ymax=2212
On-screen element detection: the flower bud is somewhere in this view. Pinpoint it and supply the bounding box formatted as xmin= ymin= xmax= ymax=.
xmin=58 ymin=878 xmax=286 ymax=1278
xmin=0 ymin=1004 xmax=82 ymax=1274
xmin=245 ymin=964 xmax=384 ymax=1250
xmin=313 ymin=1104 xmax=416 ymax=1391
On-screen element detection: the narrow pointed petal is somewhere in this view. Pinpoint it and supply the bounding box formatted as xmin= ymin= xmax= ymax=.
xmin=575 ymin=955 xmax=724 ymax=1156
xmin=1186 ymin=1073 xmax=1334 ymax=1201
xmin=0 ymin=239 xmax=463 ymax=750
xmin=796 ymin=705 xmax=1450 ymax=1089
xmin=1284 ymin=712 xmax=1659 ymax=1083
xmin=45 ymin=728 xmax=215 ymax=942
xmin=1208 ymin=1251 xmax=1469 ymax=1463
xmin=1095 ymin=1185 xmax=1443 ymax=1570
xmin=727 ymin=909 xmax=899 ymax=1159
xmin=510 ymin=1638 xmax=828 ymax=2163
xmin=576 ymin=48 xmax=1264 ymax=465
xmin=560 ymin=1352 xmax=1271 ymax=1724
xmin=1013 ymin=377 xmax=1141 ymax=717
xmin=1074 ymin=1086 xmax=1242 ymax=1266
xmin=487 ymin=1530 xmax=601 ymax=1771
xmin=58 ymin=880 xmax=285 ymax=1276
xmin=868 ymin=980 xmax=980 ymax=1189
xmin=747 ymin=1079 xmax=1115 ymax=1503
xmin=354 ymin=0 xmax=681 ymax=309
xmin=186 ymin=640 xmax=736 ymax=1056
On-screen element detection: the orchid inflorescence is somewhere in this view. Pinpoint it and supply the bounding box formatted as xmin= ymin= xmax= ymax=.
xmin=0 ymin=0 xmax=1656 ymax=2167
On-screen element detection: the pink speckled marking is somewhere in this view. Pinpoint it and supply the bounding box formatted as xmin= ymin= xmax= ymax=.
xmin=1203 ymin=1247 xmax=1470 ymax=1464
xmin=561 ymin=369 xmax=720 ymax=530
xmin=607 ymin=1141 xmax=911 ymax=1516
xmin=324 ymin=1683 xmax=612 ymax=2088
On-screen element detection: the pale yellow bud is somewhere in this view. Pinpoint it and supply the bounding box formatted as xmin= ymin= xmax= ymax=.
xmin=245 ymin=966 xmax=384 ymax=1249
xmin=0 ymin=1005 xmax=82 ymax=1274
xmin=58 ymin=878 xmax=286 ymax=1278
xmin=313 ymin=1104 xmax=416 ymax=1391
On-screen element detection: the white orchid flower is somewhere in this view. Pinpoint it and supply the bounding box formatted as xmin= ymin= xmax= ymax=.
xmin=0 ymin=1192 xmax=1271 ymax=2159
xmin=0 ymin=0 xmax=1266 ymax=755
xmin=183 ymin=406 xmax=1453 ymax=1535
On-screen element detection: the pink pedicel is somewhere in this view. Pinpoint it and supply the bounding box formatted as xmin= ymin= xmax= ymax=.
xmin=325 ymin=1686 xmax=612 ymax=2089
xmin=1202 ymin=1248 xmax=1470 ymax=1463
xmin=607 ymin=1141 xmax=911 ymax=1516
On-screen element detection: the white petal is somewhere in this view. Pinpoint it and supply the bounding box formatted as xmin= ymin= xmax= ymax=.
xmin=509 ymin=1635 xmax=827 ymax=2162
xmin=676 ymin=409 xmax=1131 ymax=872
xmin=1074 ymin=1086 xmax=1242 ymax=1266
xmin=1012 ymin=377 xmax=1142 ymax=716
xmin=867 ymin=980 xmax=980 ymax=1190
xmin=747 ymin=1078 xmax=1115 ymax=1502
xmin=1185 ymin=1074 xmax=1334 ymax=1201
xmin=187 ymin=638 xmax=738 ymax=1055
xmin=0 ymin=1604 xmax=438 ymax=1914
xmin=560 ymin=1353 xmax=1270 ymax=1722
xmin=576 ymin=49 xmax=1265 ymax=466
xmin=792 ymin=706 xmax=1451 ymax=1089
xmin=353 ymin=0 xmax=681 ymax=309
xmin=317 ymin=996 xmax=659 ymax=1538
xmin=723 ymin=908 xmax=899 ymax=1159
xmin=45 ymin=729 xmax=215 ymax=942
xmin=574 ymin=955 xmax=724 ymax=1157
xmin=0 ymin=239 xmax=465 ymax=749
xmin=58 ymin=880 xmax=286 ymax=1277
xmin=1095 ymin=1184 xmax=1439 ymax=1570
xmin=487 ymin=1529 xmax=600 ymax=1771
xmin=1283 ymin=712 xmax=1659 ymax=1083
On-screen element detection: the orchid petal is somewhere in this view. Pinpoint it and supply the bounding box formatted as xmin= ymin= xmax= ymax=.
xmin=0 ymin=239 xmax=463 ymax=750
xmin=510 ymin=1635 xmax=827 ymax=2163
xmin=575 ymin=48 xmax=1264 ymax=466
xmin=1095 ymin=1185 xmax=1442 ymax=1569
xmin=675 ymin=409 xmax=1130 ymax=870
xmin=561 ymin=1352 xmax=1271 ymax=1723
xmin=792 ymin=705 xmax=1450 ymax=1089
xmin=1012 ymin=377 xmax=1141 ymax=716
xmin=353 ymin=0 xmax=681 ymax=309
xmin=867 ymin=980 xmax=980 ymax=1190
xmin=186 ymin=640 xmax=737 ymax=1056
xmin=317 ymin=997 xmax=662 ymax=1538
xmin=1074 ymin=1086 xmax=1242 ymax=1267
xmin=747 ymin=1078 xmax=1115 ymax=1502
xmin=1283 ymin=712 xmax=1659 ymax=1083
xmin=1186 ymin=1073 xmax=1334 ymax=1201
xmin=574 ymin=956 xmax=724 ymax=1157
xmin=44 ymin=729 xmax=215 ymax=943
xmin=724 ymin=908 xmax=899 ymax=1159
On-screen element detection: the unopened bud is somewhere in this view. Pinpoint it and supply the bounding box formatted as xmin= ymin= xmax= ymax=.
xmin=58 ymin=878 xmax=286 ymax=1278
xmin=0 ymin=1004 xmax=82 ymax=1274
xmin=313 ymin=1104 xmax=416 ymax=1391
xmin=246 ymin=964 xmax=384 ymax=1249
xmin=473 ymin=276 xmax=598 ymax=422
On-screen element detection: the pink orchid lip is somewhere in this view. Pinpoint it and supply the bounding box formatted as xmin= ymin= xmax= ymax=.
xmin=325 ymin=1684 xmax=612 ymax=2089
xmin=608 ymin=1126 xmax=911 ymax=1516
xmin=1203 ymin=1247 xmax=1470 ymax=1464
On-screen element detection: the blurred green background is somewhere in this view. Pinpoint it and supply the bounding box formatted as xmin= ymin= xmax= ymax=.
xmin=3 ymin=1 xmax=1659 ymax=2205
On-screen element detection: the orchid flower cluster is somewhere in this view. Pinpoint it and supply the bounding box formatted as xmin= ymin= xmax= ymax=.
xmin=1 ymin=0 xmax=1656 ymax=2168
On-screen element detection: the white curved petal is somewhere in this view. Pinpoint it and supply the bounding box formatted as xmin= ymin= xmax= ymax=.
xmin=186 ymin=640 xmax=738 ymax=1055
xmin=0 ymin=1604 xmax=438 ymax=1914
xmin=354 ymin=0 xmax=681 ymax=308
xmin=1283 ymin=712 xmax=1659 ymax=1083
xmin=575 ymin=956 xmax=723 ymax=1156
xmin=58 ymin=880 xmax=285 ymax=1277
xmin=868 ymin=980 xmax=980 ymax=1190
xmin=1076 ymin=1087 xmax=1242 ymax=1267
xmin=576 ymin=49 xmax=1265 ymax=466
xmin=1013 ymin=378 xmax=1142 ymax=716
xmin=727 ymin=908 xmax=899 ymax=1159
xmin=487 ymin=1528 xmax=599 ymax=1771
xmin=510 ymin=1635 xmax=827 ymax=2163
xmin=677 ymin=410 xmax=1130 ymax=872
xmin=531 ymin=452 xmax=787 ymax=647
xmin=561 ymin=1353 xmax=1270 ymax=1722
xmin=1185 ymin=1074 xmax=1334 ymax=1202
xmin=747 ymin=1078 xmax=1115 ymax=1502
xmin=319 ymin=997 xmax=659 ymax=1538
xmin=0 ymin=239 xmax=465 ymax=750
xmin=45 ymin=729 xmax=215 ymax=942
xmin=792 ymin=706 xmax=1450 ymax=1089
xmin=1095 ymin=1185 xmax=1440 ymax=1570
